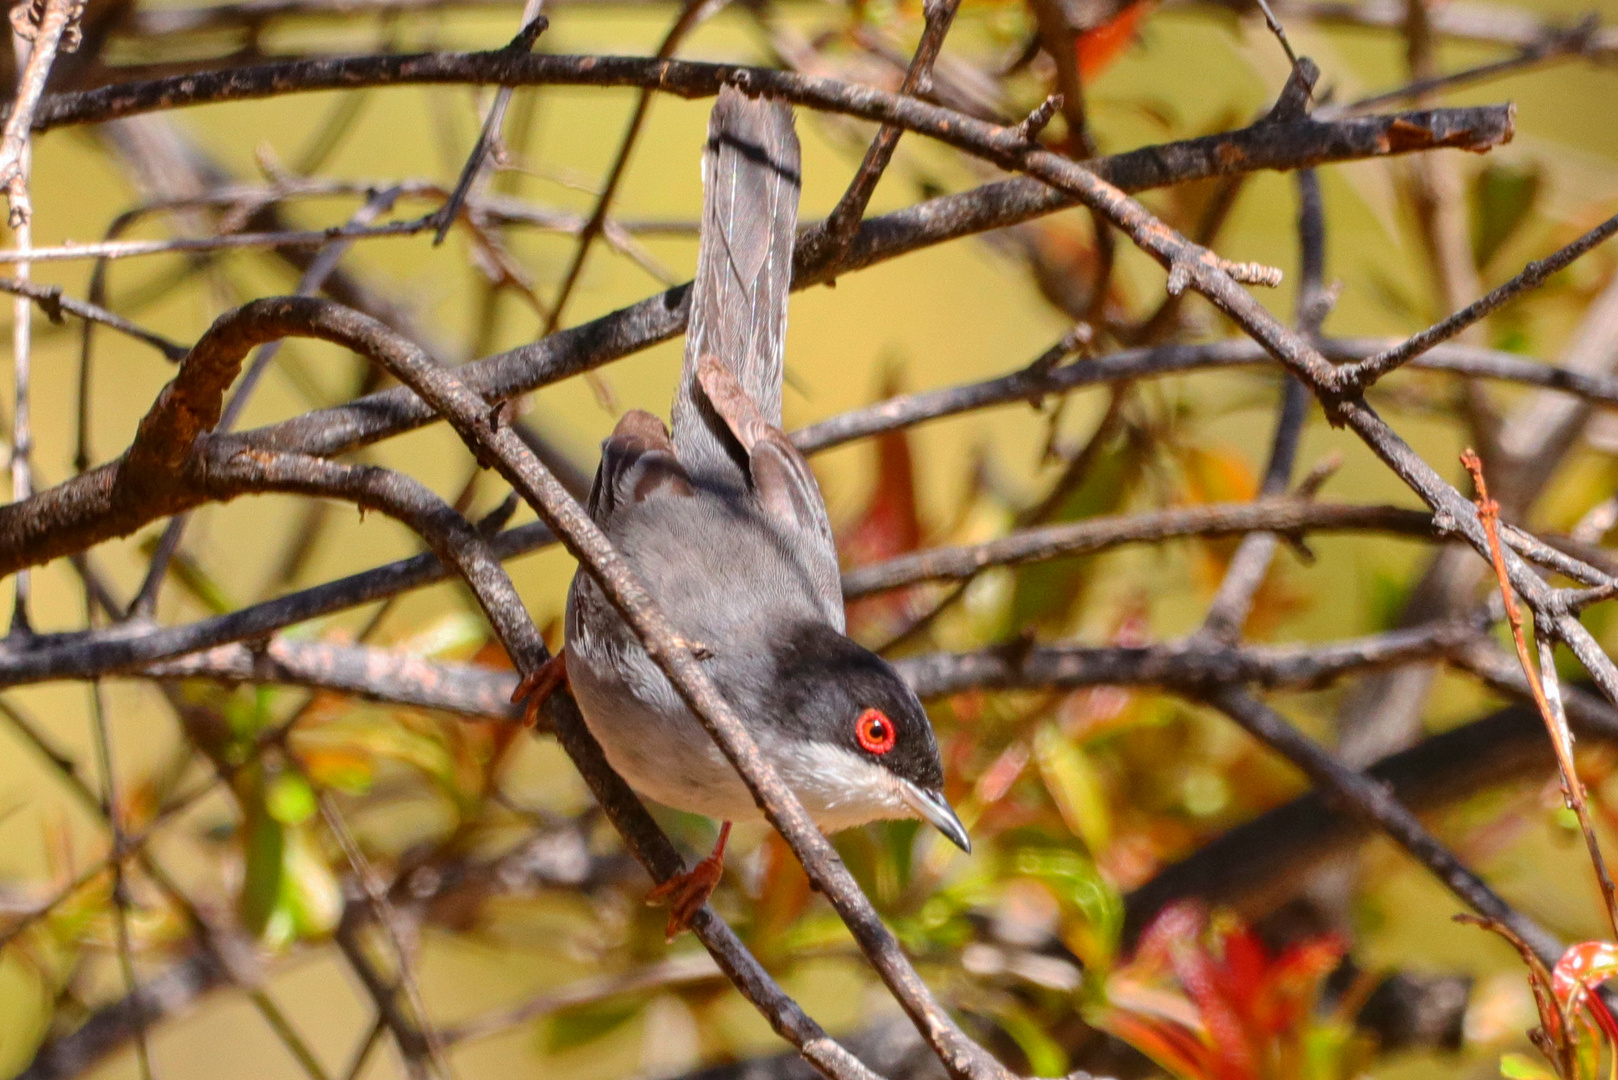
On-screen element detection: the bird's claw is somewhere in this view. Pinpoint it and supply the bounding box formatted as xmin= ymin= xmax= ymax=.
xmin=646 ymin=821 xmax=730 ymax=940
xmin=646 ymin=857 xmax=723 ymax=940
xmin=512 ymin=650 xmax=567 ymax=727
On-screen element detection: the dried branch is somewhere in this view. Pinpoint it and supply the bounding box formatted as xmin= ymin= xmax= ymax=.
xmin=245 ymin=295 xmax=1011 ymax=1080
xmin=0 ymin=500 xmax=1437 ymax=689
xmin=143 ymin=636 xmax=523 ymax=720
xmin=542 ymin=0 xmax=721 ymax=335
xmin=1127 ymin=664 xmax=1618 ymax=945
xmin=1207 ymin=686 xmax=1564 ymax=963
xmin=0 ymin=0 xmax=81 ymax=225
xmin=896 ymin=620 xmax=1478 ymax=699
xmin=429 ymin=3 xmax=547 ymax=244
xmin=1335 ymin=211 xmax=1618 ymax=392
xmin=127 ymin=184 xmax=406 ymax=619
xmin=797 ymin=0 xmax=962 ymax=267
xmin=116 ymin=295 xmax=930 ymax=1080
xmin=0 ymin=94 xmax=1515 ymax=578
xmin=1196 ymin=168 xmax=1324 ymax=642
xmin=0 ymin=275 xmax=188 ymax=358
xmin=793 ymin=337 xmax=1618 ymax=454
xmin=1461 ymin=449 xmax=1618 ymax=938
xmin=0 ymin=519 xmax=553 ymax=686
xmin=843 ymin=500 xmax=1434 ymax=597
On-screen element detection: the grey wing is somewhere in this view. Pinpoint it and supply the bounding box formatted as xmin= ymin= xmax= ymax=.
xmin=692 ymin=354 xmax=842 ymax=628
xmin=585 ymin=409 xmax=692 ymax=523
xmin=569 ymin=409 xmax=691 ymax=675
xmin=672 ymin=86 xmax=801 ymax=487
xmin=747 ymin=427 xmax=844 ymax=629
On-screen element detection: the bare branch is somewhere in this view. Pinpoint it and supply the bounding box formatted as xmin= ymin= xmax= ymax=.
xmin=1462 ymin=449 xmax=1618 ymax=937
xmin=1207 ymin=686 xmax=1564 ymax=964
xmin=542 ymin=0 xmax=724 ymax=335
xmin=797 ymin=0 xmax=962 ymax=266
xmin=843 ymin=500 xmax=1434 ymax=597
xmin=1127 ymin=662 xmax=1618 ymax=945
xmin=1336 ymin=211 xmax=1618 ymax=392
xmin=0 ymin=0 xmax=82 ymax=225
xmin=0 ymin=275 xmax=188 ymax=358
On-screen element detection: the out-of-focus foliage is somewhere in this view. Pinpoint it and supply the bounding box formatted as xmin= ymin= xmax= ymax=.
xmin=7 ymin=0 xmax=1618 ymax=1077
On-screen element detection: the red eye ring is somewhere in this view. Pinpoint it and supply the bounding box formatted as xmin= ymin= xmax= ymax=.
xmin=856 ymin=708 xmax=896 ymax=755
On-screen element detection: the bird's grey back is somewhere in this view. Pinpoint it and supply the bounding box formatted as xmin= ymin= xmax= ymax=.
xmin=672 ymin=87 xmax=801 ymax=487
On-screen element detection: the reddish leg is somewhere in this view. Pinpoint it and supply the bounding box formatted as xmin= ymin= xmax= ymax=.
xmin=646 ymin=821 xmax=731 ymax=940
xmin=511 ymin=650 xmax=567 ymax=727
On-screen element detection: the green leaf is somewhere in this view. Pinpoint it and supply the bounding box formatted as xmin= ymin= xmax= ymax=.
xmin=543 ymin=998 xmax=644 ymax=1053
xmin=265 ymin=772 xmax=318 ymax=826
xmin=1014 ymin=846 xmax=1123 ymax=963
xmin=1501 ymin=1053 xmax=1560 ymax=1080
xmin=1472 ymin=164 xmax=1542 ymax=270
xmin=240 ymin=799 xmax=285 ymax=940
xmin=995 ymin=1001 xmax=1070 ymax=1077
xmin=282 ymin=826 xmax=343 ymax=938
xmin=1033 ymin=724 xmax=1111 ymax=855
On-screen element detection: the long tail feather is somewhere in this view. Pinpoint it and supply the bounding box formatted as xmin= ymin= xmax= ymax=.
xmin=672 ymin=86 xmax=801 ymax=486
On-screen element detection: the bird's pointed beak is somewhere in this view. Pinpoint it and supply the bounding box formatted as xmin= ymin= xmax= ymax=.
xmin=901 ymin=781 xmax=971 ymax=853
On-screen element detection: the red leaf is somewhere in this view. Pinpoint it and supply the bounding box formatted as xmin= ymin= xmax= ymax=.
xmin=1102 ymin=1011 xmax=1219 ymax=1080
xmin=840 ymin=372 xmax=922 ymax=567
xmin=1211 ymin=921 xmax=1269 ymax=1020
xmin=1076 ymin=1 xmax=1153 ymax=81
xmin=1553 ymin=940 xmax=1618 ymax=1042
xmin=841 ymin=370 xmax=927 ymax=636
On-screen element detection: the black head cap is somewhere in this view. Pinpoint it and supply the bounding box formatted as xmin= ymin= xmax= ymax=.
xmin=770 ymin=622 xmax=944 ymax=793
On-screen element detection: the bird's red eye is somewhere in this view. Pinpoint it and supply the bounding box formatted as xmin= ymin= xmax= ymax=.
xmin=856 ymin=708 xmax=896 ymax=755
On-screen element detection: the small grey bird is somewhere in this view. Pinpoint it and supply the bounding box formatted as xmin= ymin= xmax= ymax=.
xmin=520 ymin=86 xmax=968 ymax=937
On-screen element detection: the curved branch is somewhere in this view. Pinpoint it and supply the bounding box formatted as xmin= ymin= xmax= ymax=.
xmin=0 ymin=89 xmax=1513 ymax=579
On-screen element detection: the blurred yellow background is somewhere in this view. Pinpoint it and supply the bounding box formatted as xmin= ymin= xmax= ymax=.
xmin=7 ymin=0 xmax=1618 ymax=1076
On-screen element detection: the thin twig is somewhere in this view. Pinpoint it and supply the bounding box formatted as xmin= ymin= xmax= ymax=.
xmin=1252 ymin=0 xmax=1303 ymax=67
xmin=0 ymin=0 xmax=82 ymax=225
xmin=0 ymin=276 xmax=188 ymax=359
xmin=540 ymin=0 xmax=724 ymax=337
xmin=7 ymin=176 xmax=28 ymax=637
xmin=311 ymin=784 xmax=456 ymax=1080
xmin=429 ymin=2 xmax=548 ymax=244
xmin=1208 ymin=686 xmax=1565 ymax=963
xmin=85 ymin=677 xmax=156 ymax=1080
xmin=1336 ymin=18 xmax=1596 ymax=115
xmin=1336 ymin=211 xmax=1618 ymax=392
xmin=1197 ymin=167 xmax=1323 ymax=642
xmin=800 ymin=0 xmax=962 ymax=266
xmin=1461 ymin=448 xmax=1618 ymax=939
